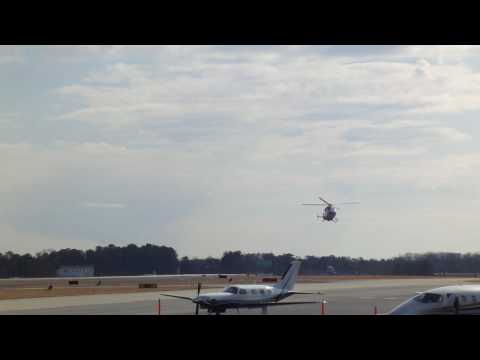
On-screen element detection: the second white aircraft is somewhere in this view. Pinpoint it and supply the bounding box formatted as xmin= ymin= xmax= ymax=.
xmin=389 ymin=285 xmax=480 ymax=315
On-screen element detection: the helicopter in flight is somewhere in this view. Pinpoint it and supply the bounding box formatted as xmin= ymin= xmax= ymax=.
xmin=302 ymin=196 xmax=359 ymax=223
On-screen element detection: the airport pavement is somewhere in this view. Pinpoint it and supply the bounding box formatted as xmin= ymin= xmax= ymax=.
xmin=0 ymin=278 xmax=476 ymax=315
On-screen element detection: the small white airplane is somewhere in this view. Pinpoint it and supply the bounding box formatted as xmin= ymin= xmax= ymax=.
xmin=159 ymin=260 xmax=323 ymax=315
xmin=388 ymin=285 xmax=480 ymax=315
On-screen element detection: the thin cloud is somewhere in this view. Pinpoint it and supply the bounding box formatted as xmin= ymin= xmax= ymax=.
xmin=81 ymin=202 xmax=127 ymax=209
xmin=0 ymin=46 xmax=24 ymax=65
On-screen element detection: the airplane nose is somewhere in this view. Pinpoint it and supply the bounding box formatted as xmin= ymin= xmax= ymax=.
xmin=193 ymin=295 xmax=213 ymax=304
xmin=388 ymin=302 xmax=423 ymax=315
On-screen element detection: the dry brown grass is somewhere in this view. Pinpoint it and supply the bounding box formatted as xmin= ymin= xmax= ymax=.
xmin=0 ymin=284 xmax=230 ymax=300
xmin=0 ymin=275 xmax=254 ymax=300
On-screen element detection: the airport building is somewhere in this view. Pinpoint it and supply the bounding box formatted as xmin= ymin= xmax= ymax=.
xmin=56 ymin=265 xmax=95 ymax=277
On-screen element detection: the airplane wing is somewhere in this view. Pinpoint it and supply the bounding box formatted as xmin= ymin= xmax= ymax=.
xmin=287 ymin=291 xmax=325 ymax=295
xmin=233 ymin=301 xmax=320 ymax=309
xmin=262 ymin=301 xmax=321 ymax=306
xmin=158 ymin=294 xmax=194 ymax=301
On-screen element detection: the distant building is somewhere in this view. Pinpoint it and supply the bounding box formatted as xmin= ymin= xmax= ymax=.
xmin=327 ymin=265 xmax=336 ymax=275
xmin=56 ymin=265 xmax=95 ymax=277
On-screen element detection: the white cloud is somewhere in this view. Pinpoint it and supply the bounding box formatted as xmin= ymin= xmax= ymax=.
xmin=4 ymin=46 xmax=480 ymax=258
xmin=52 ymin=46 xmax=480 ymax=140
xmin=427 ymin=127 xmax=472 ymax=142
xmin=84 ymin=62 xmax=149 ymax=85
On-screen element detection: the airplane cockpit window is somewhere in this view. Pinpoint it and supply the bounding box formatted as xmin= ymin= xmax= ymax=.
xmin=224 ymin=287 xmax=239 ymax=294
xmin=414 ymin=293 xmax=443 ymax=303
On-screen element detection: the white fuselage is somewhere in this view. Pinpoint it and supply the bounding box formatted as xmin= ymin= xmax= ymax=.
xmin=389 ymin=285 xmax=480 ymax=315
xmin=193 ymin=284 xmax=289 ymax=308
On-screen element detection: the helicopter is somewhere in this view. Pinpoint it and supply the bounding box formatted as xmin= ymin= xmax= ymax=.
xmin=302 ymin=196 xmax=359 ymax=223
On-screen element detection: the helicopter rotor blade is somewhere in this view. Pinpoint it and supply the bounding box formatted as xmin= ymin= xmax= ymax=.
xmin=318 ymin=196 xmax=331 ymax=205
xmin=334 ymin=202 xmax=360 ymax=205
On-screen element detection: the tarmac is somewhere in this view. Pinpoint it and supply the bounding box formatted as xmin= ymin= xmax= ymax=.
xmin=0 ymin=277 xmax=476 ymax=315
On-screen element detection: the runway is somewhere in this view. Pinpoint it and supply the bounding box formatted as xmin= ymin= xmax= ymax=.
xmin=0 ymin=277 xmax=476 ymax=315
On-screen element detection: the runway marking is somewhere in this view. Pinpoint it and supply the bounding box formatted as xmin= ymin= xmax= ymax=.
xmin=383 ymin=297 xmax=398 ymax=300
xmin=359 ymin=297 xmax=375 ymax=300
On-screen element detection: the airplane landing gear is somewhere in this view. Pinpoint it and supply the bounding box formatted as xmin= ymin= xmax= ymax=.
xmin=208 ymin=307 xmax=226 ymax=315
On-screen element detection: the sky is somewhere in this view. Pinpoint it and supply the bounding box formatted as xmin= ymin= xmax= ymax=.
xmin=1 ymin=45 xmax=480 ymax=259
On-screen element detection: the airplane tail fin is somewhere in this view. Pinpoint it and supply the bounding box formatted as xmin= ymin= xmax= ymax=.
xmin=274 ymin=260 xmax=302 ymax=292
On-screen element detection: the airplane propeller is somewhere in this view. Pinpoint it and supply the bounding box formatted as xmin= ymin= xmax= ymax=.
xmin=195 ymin=282 xmax=202 ymax=315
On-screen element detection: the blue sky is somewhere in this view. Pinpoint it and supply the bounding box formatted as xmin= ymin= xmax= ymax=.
xmin=2 ymin=45 xmax=480 ymax=258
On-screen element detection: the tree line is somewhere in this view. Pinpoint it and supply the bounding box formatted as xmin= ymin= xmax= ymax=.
xmin=1 ymin=244 xmax=480 ymax=278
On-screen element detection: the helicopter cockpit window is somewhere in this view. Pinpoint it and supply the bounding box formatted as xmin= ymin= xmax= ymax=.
xmin=413 ymin=293 xmax=443 ymax=303
xmin=224 ymin=287 xmax=239 ymax=294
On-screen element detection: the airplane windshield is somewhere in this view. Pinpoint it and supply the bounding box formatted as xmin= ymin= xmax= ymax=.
xmin=413 ymin=293 xmax=443 ymax=303
xmin=224 ymin=287 xmax=239 ymax=294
